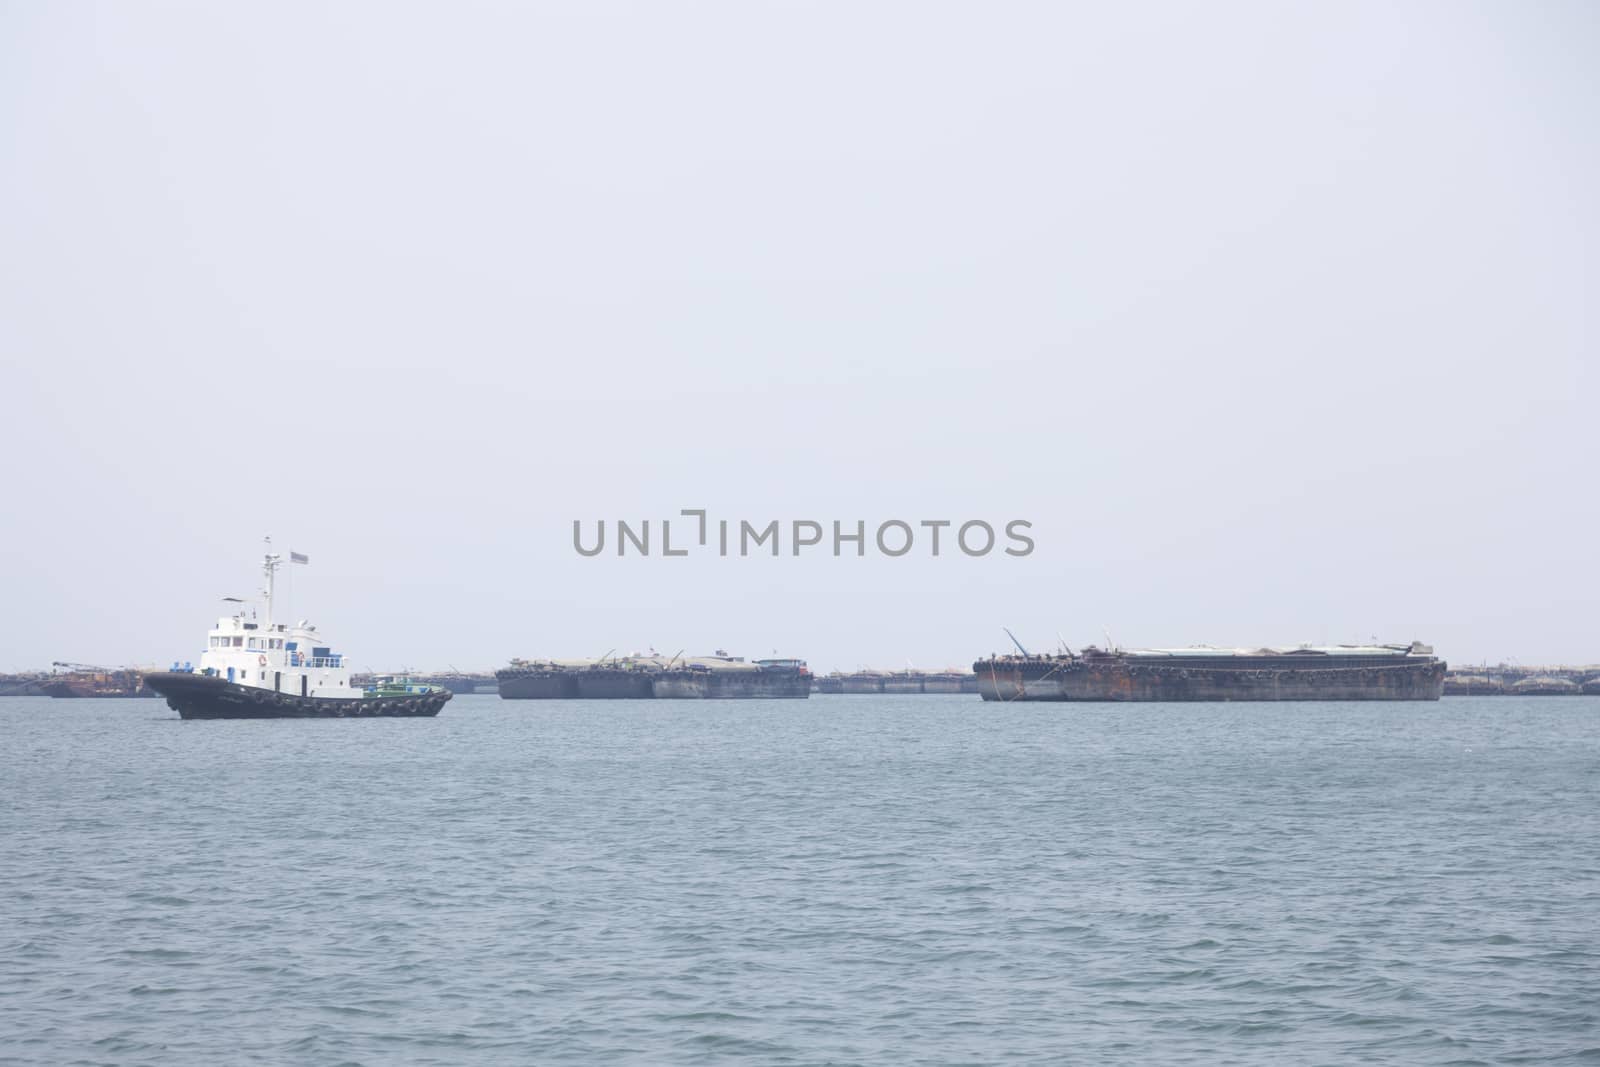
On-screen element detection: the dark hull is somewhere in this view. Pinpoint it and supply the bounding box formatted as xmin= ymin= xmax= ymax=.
xmin=41 ymin=681 xmax=157 ymax=698
xmin=574 ymin=670 xmax=655 ymax=699
xmin=706 ymin=671 xmax=809 ymax=699
xmin=975 ymin=658 xmax=1446 ymax=702
xmin=145 ymin=672 xmax=449 ymax=719
xmin=817 ymin=674 xmax=979 ymax=695
xmin=499 ymin=666 xmax=811 ymax=699
xmin=1444 ymin=681 xmax=1507 ymax=695
xmin=497 ymin=672 xmax=580 ymax=699
xmin=426 ymin=675 xmax=491 ymax=695
xmin=652 ymin=670 xmax=811 ymax=699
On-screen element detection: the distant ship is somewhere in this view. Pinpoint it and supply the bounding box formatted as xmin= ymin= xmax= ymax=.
xmin=0 ymin=673 xmax=50 ymax=697
xmin=143 ymin=545 xmax=452 ymax=719
xmin=40 ymin=664 xmax=156 ymax=698
xmin=498 ymin=652 xmax=811 ymax=699
xmin=814 ymin=669 xmax=980 ymax=695
xmin=975 ymin=642 xmax=1446 ymax=701
xmin=1509 ymin=675 xmax=1583 ymax=696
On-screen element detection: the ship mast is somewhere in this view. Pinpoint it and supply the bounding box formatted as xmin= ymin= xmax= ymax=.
xmin=262 ymin=536 xmax=282 ymax=630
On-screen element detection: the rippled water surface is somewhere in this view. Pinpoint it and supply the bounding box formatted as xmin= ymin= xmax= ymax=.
xmin=2 ymin=694 xmax=1597 ymax=1065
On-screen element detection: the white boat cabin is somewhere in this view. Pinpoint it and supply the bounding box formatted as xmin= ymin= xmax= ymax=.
xmin=200 ymin=615 xmax=352 ymax=698
xmin=191 ymin=547 xmax=353 ymax=699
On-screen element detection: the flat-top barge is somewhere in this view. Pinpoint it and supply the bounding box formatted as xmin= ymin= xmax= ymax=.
xmin=975 ymin=642 xmax=1446 ymax=702
xmin=498 ymin=652 xmax=810 ymax=699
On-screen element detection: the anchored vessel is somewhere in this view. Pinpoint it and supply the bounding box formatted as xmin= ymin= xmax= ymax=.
xmin=653 ymin=657 xmax=812 ymax=699
xmin=0 ymin=674 xmax=51 ymax=697
xmin=40 ymin=667 xmax=156 ymax=698
xmin=497 ymin=661 xmax=584 ymax=699
xmin=144 ymin=547 xmax=451 ymax=719
xmin=498 ymin=653 xmax=811 ymax=699
xmin=1442 ymin=665 xmax=1600 ymax=695
xmin=814 ymin=669 xmax=980 ymax=695
xmin=975 ymin=642 xmax=1446 ymax=702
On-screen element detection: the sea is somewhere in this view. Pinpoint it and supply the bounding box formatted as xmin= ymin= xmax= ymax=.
xmin=2 ymin=694 xmax=1597 ymax=1065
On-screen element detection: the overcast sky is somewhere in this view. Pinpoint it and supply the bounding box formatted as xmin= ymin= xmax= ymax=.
xmin=1 ymin=1 xmax=1595 ymax=673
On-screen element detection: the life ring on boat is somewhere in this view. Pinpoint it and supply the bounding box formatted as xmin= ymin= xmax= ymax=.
xmin=258 ymin=654 xmax=267 ymax=667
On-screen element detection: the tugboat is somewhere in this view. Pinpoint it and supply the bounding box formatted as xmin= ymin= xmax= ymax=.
xmin=143 ymin=544 xmax=452 ymax=720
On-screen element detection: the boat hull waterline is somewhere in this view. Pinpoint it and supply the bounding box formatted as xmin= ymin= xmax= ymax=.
xmin=145 ymin=672 xmax=451 ymax=719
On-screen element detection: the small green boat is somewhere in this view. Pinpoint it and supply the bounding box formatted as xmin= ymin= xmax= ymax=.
xmin=363 ymin=677 xmax=450 ymax=699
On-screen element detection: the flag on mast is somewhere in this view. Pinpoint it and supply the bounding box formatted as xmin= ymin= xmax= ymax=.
xmin=290 ymin=551 xmax=309 ymax=564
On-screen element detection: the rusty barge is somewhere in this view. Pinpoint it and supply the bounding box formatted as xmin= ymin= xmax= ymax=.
xmin=975 ymin=642 xmax=1446 ymax=702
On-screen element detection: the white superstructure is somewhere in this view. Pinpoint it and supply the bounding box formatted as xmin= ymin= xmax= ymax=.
xmin=196 ymin=545 xmax=353 ymax=699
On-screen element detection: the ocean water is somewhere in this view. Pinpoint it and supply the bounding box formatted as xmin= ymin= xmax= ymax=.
xmin=1 ymin=694 xmax=1597 ymax=1066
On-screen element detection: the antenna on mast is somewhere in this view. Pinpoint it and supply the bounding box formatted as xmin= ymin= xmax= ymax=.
xmin=261 ymin=535 xmax=284 ymax=630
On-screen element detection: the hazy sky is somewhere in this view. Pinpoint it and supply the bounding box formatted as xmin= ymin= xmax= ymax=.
xmin=2 ymin=1 xmax=1595 ymax=673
